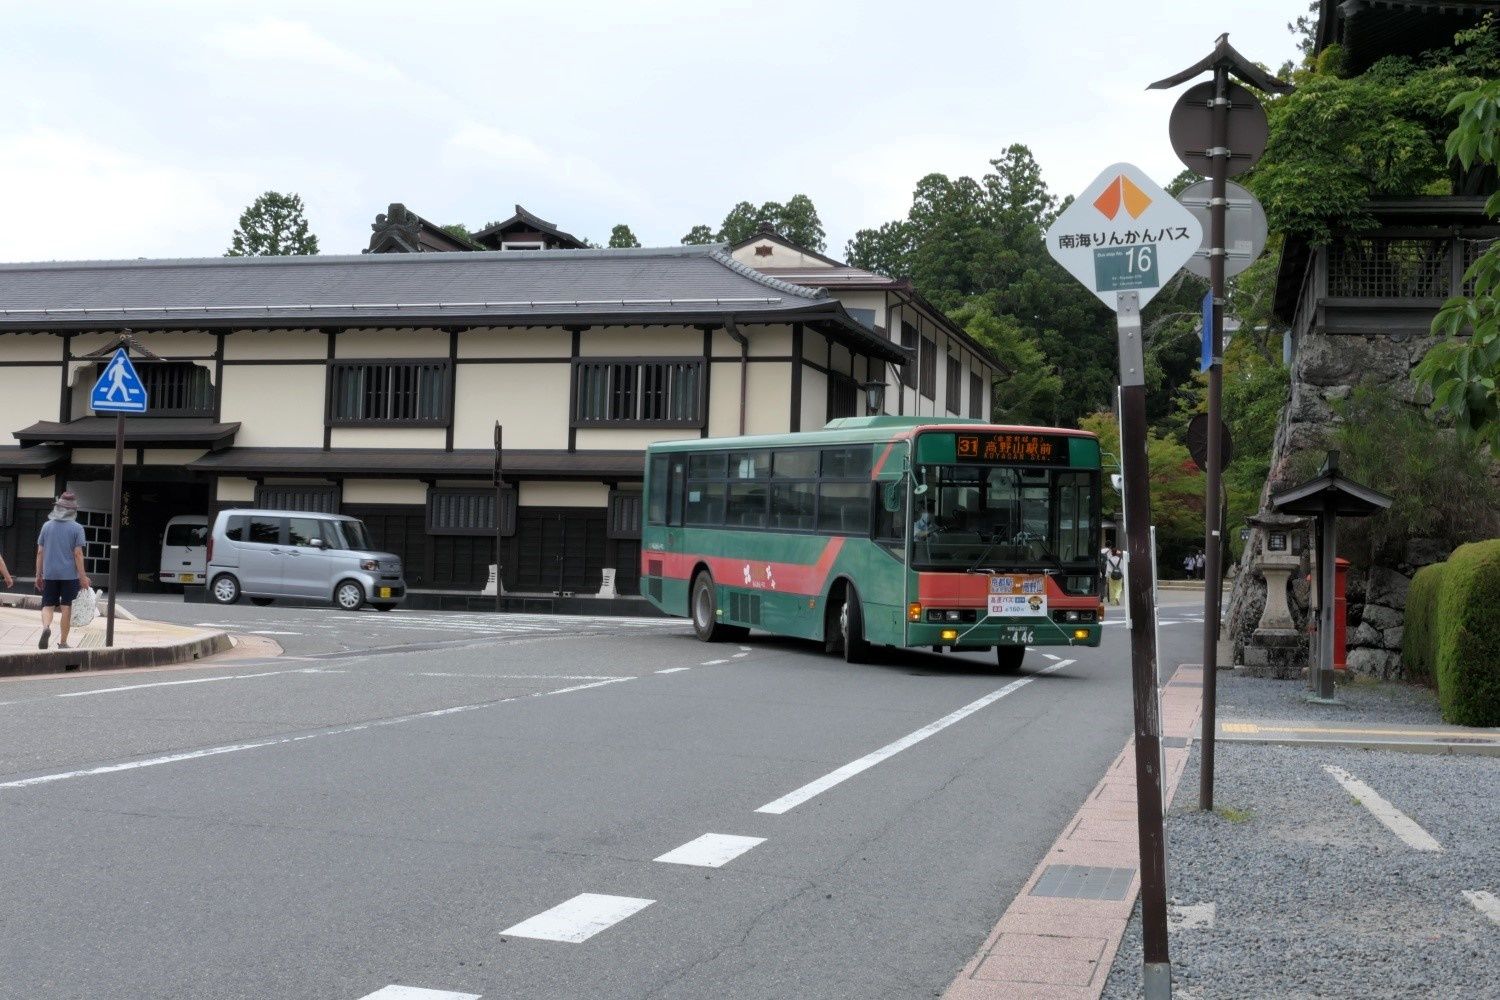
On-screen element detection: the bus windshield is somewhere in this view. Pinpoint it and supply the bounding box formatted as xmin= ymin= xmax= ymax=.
xmin=909 ymin=464 xmax=1096 ymax=571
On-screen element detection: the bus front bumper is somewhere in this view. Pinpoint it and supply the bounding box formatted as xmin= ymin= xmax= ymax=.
xmin=905 ymin=621 xmax=1102 ymax=648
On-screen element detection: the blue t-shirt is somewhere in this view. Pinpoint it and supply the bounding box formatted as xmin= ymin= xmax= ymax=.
xmin=37 ymin=519 xmax=87 ymax=581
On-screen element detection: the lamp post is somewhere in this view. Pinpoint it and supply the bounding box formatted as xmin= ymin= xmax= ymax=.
xmin=859 ymin=380 xmax=887 ymax=416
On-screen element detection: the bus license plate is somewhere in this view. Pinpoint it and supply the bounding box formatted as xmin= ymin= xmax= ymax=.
xmin=378 ymin=587 xmax=392 ymax=598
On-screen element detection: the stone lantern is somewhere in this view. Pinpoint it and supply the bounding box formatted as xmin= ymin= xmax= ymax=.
xmin=1240 ymin=509 xmax=1309 ymax=678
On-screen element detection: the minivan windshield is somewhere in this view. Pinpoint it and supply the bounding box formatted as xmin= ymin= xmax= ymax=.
xmin=334 ymin=519 xmax=374 ymax=551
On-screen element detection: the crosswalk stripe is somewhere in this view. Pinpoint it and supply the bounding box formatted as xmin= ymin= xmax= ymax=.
xmin=357 ymin=987 xmax=480 ymax=1000
xmin=501 ymin=893 xmax=654 ymax=943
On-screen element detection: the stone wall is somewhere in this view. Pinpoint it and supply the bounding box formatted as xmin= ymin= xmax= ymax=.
xmin=1224 ymin=327 xmax=1442 ymax=680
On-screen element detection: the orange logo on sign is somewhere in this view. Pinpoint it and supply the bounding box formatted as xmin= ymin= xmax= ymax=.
xmin=1093 ymin=174 xmax=1152 ymax=220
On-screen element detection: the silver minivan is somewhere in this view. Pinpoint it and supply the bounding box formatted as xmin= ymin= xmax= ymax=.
xmin=206 ymin=509 xmax=407 ymax=611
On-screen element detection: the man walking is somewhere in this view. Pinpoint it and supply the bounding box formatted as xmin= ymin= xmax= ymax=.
xmin=35 ymin=491 xmax=90 ymax=650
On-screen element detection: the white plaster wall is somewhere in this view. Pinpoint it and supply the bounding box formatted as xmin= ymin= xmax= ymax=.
xmin=17 ymin=475 xmax=57 ymax=499
xmin=578 ymin=326 xmax=701 ymax=357
xmin=728 ymin=242 xmax=836 ymax=269
xmin=343 ymin=480 xmax=427 ymax=505
xmin=219 ymin=365 xmax=326 ymax=447
xmin=800 ymin=366 xmax=827 ymax=432
xmin=224 ymin=330 xmax=326 ymax=360
xmin=748 ymin=326 xmax=793 ymax=357
xmin=7 ymin=371 xmax=63 ymax=428
xmin=452 ymin=363 xmax=569 ymax=449
xmin=829 ymin=342 xmax=853 ymax=377
xmin=573 ymin=428 xmax=693 ymax=452
xmin=70 ymin=331 xmax=217 ymax=359
xmin=335 ymin=328 xmax=448 ymax=359
xmin=328 ymin=428 xmax=446 ymax=449
xmin=518 ymin=481 xmax=609 ymax=508
xmin=744 ymin=364 xmax=792 ymax=435
xmin=70 ymin=449 xmax=118 ymax=465
xmin=459 ymin=328 xmax=571 ymax=358
xmin=0 ymin=335 xmax=66 ymax=362
xmin=216 ymin=478 xmax=257 ymax=502
xmin=707 ymin=361 xmax=744 ymax=437
xmin=142 ymin=449 xmax=208 ymax=466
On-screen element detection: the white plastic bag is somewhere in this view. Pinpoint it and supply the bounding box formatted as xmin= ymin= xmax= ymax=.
xmin=71 ymin=587 xmax=99 ymax=628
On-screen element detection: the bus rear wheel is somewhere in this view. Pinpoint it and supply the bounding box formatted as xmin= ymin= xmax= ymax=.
xmin=690 ymin=571 xmax=746 ymax=642
xmin=995 ymin=645 xmax=1025 ymax=674
xmin=839 ymin=589 xmax=872 ymax=664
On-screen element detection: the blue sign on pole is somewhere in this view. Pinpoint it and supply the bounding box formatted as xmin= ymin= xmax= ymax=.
xmin=1199 ymin=290 xmax=1214 ymax=373
xmin=90 ymin=348 xmax=149 ymax=414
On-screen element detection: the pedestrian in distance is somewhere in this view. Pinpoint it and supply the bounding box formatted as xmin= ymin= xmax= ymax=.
xmin=1195 ymin=550 xmax=1207 ymax=580
xmin=1183 ymin=552 xmax=1195 ymax=580
xmin=35 ymin=491 xmax=91 ymax=650
xmin=0 ymin=550 xmax=13 ymax=591
xmin=1104 ymin=545 xmax=1126 ymax=606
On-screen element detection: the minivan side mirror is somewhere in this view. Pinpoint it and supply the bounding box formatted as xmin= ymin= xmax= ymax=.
xmin=309 ymin=537 xmax=326 ymax=549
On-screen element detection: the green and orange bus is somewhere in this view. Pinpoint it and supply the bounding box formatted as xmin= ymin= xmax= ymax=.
xmin=640 ymin=417 xmax=1103 ymax=671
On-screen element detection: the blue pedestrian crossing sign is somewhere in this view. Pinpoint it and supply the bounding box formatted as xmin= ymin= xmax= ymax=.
xmin=90 ymin=348 xmax=149 ymax=414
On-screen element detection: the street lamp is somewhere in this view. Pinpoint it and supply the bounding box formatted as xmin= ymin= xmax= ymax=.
xmin=859 ymin=380 xmax=887 ymax=416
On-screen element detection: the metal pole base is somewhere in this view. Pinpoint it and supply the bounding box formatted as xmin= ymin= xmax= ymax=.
xmin=1143 ymin=961 xmax=1173 ymax=999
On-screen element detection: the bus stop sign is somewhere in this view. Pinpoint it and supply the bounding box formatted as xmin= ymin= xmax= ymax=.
xmin=1045 ymin=163 xmax=1202 ymax=311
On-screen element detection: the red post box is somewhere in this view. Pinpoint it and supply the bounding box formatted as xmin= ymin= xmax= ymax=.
xmin=1334 ymin=557 xmax=1349 ymax=670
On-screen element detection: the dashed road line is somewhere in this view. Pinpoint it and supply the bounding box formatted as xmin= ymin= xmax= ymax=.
xmin=358 ymin=988 xmax=480 ymax=1000
xmin=501 ymin=892 xmax=654 ymax=943
xmin=54 ymin=668 xmax=318 ymax=699
xmin=699 ymin=659 xmax=729 ymax=666
xmin=417 ymin=672 xmax=612 ymax=681
xmin=656 ymin=667 xmax=691 ymax=674
xmin=0 ymin=677 xmax=634 ymax=791
xmin=1462 ymin=890 xmax=1500 ymax=926
xmin=756 ymin=659 xmax=1073 ymax=815
xmin=654 ymin=833 xmax=765 ymax=868
xmin=1042 ymin=653 xmax=1061 ymax=661
xmin=732 ymin=652 xmax=749 ymax=658
xmin=1324 ymin=765 xmax=1443 ymax=852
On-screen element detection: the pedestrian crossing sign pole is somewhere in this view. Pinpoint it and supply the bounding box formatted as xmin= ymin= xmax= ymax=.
xmin=89 ymin=345 xmax=151 ymax=646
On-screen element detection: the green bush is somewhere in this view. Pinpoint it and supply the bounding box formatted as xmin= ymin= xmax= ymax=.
xmin=1433 ymin=540 xmax=1500 ymax=726
xmin=1402 ymin=562 xmax=1445 ymax=685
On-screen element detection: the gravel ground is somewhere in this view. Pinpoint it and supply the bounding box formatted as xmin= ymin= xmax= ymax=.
xmin=1215 ymin=668 xmax=1441 ymax=725
xmin=1101 ymin=740 xmax=1500 ymax=999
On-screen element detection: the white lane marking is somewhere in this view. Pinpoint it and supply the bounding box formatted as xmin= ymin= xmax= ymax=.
xmin=1462 ymin=890 xmax=1500 ymax=925
xmin=247 ymin=630 xmax=301 ymax=636
xmin=417 ymin=673 xmax=612 ymax=681
xmin=654 ymin=833 xmax=765 ymax=868
xmin=1324 ymin=765 xmax=1443 ymax=852
xmin=501 ymin=893 xmax=654 ymax=943
xmin=358 ymin=988 xmax=481 ymax=1000
xmin=700 ymin=659 xmax=729 ymax=666
xmin=756 ymin=659 xmax=1073 ymax=815
xmin=0 ymin=677 xmax=633 ymax=790
xmin=54 ymin=668 xmax=316 ymax=698
xmin=656 ymin=667 xmax=691 ymax=674
xmin=1042 ymin=653 xmax=1061 ymax=661
xmin=738 ymin=645 xmax=752 ymax=651
xmin=732 ymin=652 xmax=749 ymax=659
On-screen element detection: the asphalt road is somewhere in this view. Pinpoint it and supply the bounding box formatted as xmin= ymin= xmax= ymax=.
xmin=0 ymin=593 xmax=1209 ymax=1000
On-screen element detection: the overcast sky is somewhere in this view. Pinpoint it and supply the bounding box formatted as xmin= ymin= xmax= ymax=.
xmin=0 ymin=1 xmax=1305 ymax=263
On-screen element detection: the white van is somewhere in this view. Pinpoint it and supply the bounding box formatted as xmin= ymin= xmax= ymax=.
xmin=159 ymin=515 xmax=208 ymax=588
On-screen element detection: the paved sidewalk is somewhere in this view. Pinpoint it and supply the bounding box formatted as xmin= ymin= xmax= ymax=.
xmin=0 ymin=604 xmax=231 ymax=676
xmin=944 ymin=663 xmax=1204 ymax=999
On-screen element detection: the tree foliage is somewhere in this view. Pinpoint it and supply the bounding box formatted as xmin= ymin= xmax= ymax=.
xmin=608 ymin=224 xmax=641 ymax=248
xmin=1247 ymin=19 xmax=1499 ymax=243
xmin=227 ymin=191 xmax=319 ymax=257
xmin=1414 ymin=75 xmax=1500 ymax=455
xmin=949 ymin=300 xmax=1063 ymax=425
xmin=681 ymin=194 xmax=827 ymax=251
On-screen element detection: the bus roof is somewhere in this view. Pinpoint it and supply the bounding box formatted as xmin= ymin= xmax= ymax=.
xmin=646 ymin=416 xmax=1098 ymax=453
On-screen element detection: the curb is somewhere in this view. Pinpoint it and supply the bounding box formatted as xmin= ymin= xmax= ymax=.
xmin=0 ymin=631 xmax=233 ymax=678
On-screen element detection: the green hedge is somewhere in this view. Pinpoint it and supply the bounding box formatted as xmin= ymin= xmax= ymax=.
xmin=1401 ymin=562 xmax=1445 ymax=685
xmin=1423 ymin=540 xmax=1500 ymax=727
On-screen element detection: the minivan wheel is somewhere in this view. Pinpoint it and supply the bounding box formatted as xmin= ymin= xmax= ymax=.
xmin=333 ymin=580 xmax=365 ymax=611
xmin=210 ymin=574 xmax=240 ymax=605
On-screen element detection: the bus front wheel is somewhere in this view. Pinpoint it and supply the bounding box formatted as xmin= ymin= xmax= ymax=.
xmin=995 ymin=645 xmax=1025 ymax=674
xmin=839 ymin=589 xmax=872 ymax=664
xmin=691 ymin=571 xmax=746 ymax=642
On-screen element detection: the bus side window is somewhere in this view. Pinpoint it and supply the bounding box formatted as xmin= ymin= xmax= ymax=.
xmin=647 ymin=455 xmax=668 ymax=525
xmin=667 ymin=458 xmax=686 ymax=526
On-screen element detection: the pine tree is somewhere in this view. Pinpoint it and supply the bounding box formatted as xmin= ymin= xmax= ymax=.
xmin=227 ymin=191 xmax=320 ymax=256
xmin=608 ymin=224 xmax=641 ymax=248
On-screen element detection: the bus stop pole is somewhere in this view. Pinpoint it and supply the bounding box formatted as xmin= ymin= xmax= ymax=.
xmin=1115 ymin=291 xmax=1172 ymax=998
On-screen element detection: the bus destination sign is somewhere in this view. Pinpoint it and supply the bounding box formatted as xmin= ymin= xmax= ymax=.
xmin=955 ymin=432 xmax=1070 ymax=465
